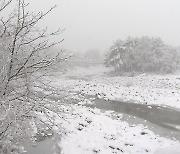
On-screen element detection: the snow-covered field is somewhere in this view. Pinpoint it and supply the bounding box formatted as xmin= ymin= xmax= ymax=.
xmin=60 ymin=105 xmax=180 ymax=154
xmin=48 ymin=65 xmax=180 ymax=154
xmin=54 ymin=65 xmax=180 ymax=108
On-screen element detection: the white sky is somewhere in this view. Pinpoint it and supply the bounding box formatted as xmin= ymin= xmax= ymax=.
xmin=28 ymin=0 xmax=180 ymax=52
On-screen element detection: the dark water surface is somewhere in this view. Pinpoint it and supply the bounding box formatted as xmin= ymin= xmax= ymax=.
xmin=24 ymin=139 xmax=54 ymax=154
xmin=92 ymin=98 xmax=180 ymax=141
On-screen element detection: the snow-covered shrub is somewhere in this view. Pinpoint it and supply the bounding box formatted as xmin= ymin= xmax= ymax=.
xmin=105 ymin=36 xmax=179 ymax=74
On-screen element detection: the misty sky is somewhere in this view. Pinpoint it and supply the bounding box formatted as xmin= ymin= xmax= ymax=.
xmin=29 ymin=0 xmax=180 ymax=52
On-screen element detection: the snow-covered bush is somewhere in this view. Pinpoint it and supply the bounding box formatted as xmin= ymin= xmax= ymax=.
xmin=105 ymin=36 xmax=179 ymax=74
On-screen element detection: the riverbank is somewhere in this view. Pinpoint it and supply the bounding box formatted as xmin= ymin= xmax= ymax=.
xmin=25 ymin=102 xmax=180 ymax=154
xmin=26 ymin=66 xmax=180 ymax=154
xmin=60 ymin=104 xmax=180 ymax=154
xmin=51 ymin=67 xmax=180 ymax=153
xmin=71 ymin=73 xmax=180 ymax=108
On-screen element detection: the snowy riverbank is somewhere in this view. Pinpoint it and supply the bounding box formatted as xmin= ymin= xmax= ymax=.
xmin=59 ymin=104 xmax=180 ymax=154
xmin=49 ymin=68 xmax=180 ymax=154
xmin=70 ymin=73 xmax=180 ymax=109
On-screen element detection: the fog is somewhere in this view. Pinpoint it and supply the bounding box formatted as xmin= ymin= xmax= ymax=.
xmin=1 ymin=1 xmax=180 ymax=153
xmin=28 ymin=0 xmax=180 ymax=52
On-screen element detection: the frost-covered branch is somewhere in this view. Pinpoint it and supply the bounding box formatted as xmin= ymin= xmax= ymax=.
xmin=0 ymin=0 xmax=67 ymax=152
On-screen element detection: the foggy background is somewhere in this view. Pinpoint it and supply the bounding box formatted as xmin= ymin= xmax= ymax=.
xmin=1 ymin=0 xmax=180 ymax=153
xmin=28 ymin=0 xmax=180 ymax=52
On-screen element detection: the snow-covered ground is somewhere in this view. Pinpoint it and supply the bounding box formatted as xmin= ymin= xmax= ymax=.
xmin=68 ymin=74 xmax=180 ymax=109
xmin=54 ymin=66 xmax=180 ymax=108
xmin=63 ymin=64 xmax=111 ymax=78
xmin=47 ymin=65 xmax=180 ymax=154
xmin=35 ymin=103 xmax=180 ymax=154
xmin=59 ymin=105 xmax=180 ymax=154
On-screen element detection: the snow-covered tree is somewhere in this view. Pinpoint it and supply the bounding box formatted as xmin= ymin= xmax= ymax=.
xmin=0 ymin=0 xmax=66 ymax=153
xmin=105 ymin=36 xmax=178 ymax=73
xmin=105 ymin=39 xmax=125 ymax=70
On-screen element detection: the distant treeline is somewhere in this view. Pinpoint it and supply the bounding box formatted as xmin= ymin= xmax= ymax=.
xmin=105 ymin=36 xmax=180 ymax=73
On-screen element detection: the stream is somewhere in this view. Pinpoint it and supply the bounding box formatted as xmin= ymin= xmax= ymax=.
xmin=25 ymin=97 xmax=180 ymax=154
xmin=92 ymin=98 xmax=180 ymax=141
xmin=24 ymin=139 xmax=54 ymax=154
xmin=24 ymin=70 xmax=180 ymax=153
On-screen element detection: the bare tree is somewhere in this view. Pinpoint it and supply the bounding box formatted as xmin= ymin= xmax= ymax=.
xmin=0 ymin=0 xmax=12 ymax=12
xmin=0 ymin=0 xmax=67 ymax=153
